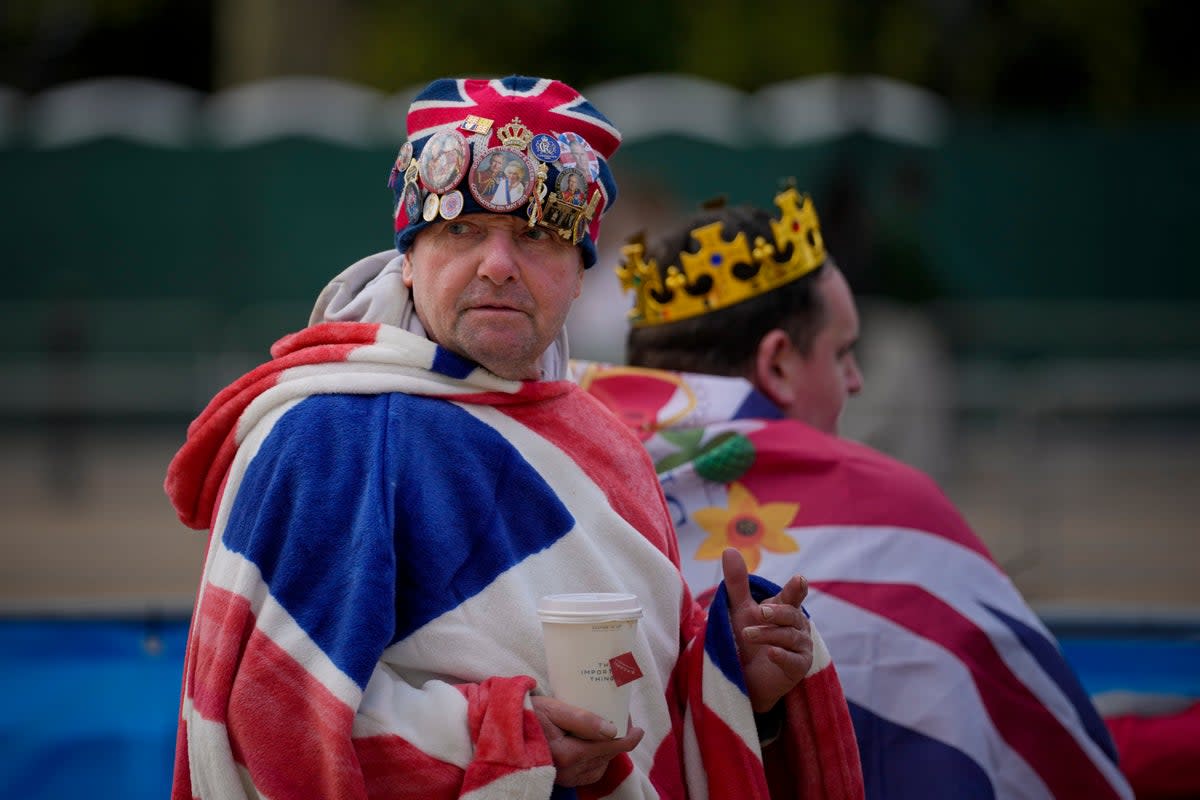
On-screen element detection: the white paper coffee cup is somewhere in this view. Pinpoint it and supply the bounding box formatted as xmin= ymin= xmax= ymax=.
xmin=537 ymin=592 xmax=644 ymax=737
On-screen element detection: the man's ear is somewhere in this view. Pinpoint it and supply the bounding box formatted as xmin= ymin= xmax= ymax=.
xmin=400 ymin=253 xmax=415 ymax=288
xmin=753 ymin=329 xmax=798 ymax=408
xmin=573 ymin=261 xmax=585 ymax=298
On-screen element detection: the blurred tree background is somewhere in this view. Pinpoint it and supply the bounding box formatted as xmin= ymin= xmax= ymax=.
xmin=2 ymin=0 xmax=1196 ymax=119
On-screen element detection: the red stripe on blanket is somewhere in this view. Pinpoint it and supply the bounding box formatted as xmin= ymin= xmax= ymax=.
xmin=188 ymin=585 xmax=251 ymax=725
xmin=693 ymin=701 xmax=770 ymax=798
xmin=779 ymin=665 xmax=865 ymax=799
xmin=579 ymin=753 xmax=635 ymax=799
xmin=172 ymin=531 xmax=212 ymax=800
xmin=167 ymin=322 xmax=380 ymax=530
xmin=647 ymin=666 xmax=689 ymax=798
xmin=270 ymin=321 xmax=383 ymax=358
xmin=815 ymin=579 xmax=1120 ymax=799
xmin=742 ymin=424 xmax=992 ymax=560
xmin=459 ymin=677 xmax=554 ymax=794
xmin=674 ymin=628 xmax=771 ymax=800
xmin=486 ymin=384 xmax=683 ymax=564
xmin=188 ymin=585 xmax=364 ymax=800
xmin=171 ymin=717 xmax=195 ymax=800
xmin=355 ymin=734 xmax=466 ymax=799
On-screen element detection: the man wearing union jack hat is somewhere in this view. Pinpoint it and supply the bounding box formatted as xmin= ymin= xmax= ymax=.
xmin=163 ymin=75 xmax=864 ymax=799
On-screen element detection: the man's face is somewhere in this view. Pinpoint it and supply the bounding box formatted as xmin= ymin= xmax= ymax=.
xmin=786 ymin=267 xmax=863 ymax=434
xmin=403 ymin=213 xmax=584 ymax=380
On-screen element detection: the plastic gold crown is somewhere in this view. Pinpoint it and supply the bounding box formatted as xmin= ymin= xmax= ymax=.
xmin=616 ymin=187 xmax=827 ymax=328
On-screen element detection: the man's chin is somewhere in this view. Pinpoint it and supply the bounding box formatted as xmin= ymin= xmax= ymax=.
xmin=459 ymin=334 xmax=542 ymax=380
xmin=475 ymin=352 xmax=541 ymax=380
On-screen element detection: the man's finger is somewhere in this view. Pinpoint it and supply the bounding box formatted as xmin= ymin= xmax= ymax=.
xmin=744 ymin=621 xmax=812 ymax=652
xmin=721 ymin=547 xmax=753 ymax=610
xmin=531 ymin=695 xmax=618 ymax=741
xmin=757 ymin=601 xmax=812 ymax=631
xmin=775 ymin=573 xmax=810 ymax=607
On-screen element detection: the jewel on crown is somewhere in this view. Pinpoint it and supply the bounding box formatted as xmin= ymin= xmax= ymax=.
xmin=616 ymin=186 xmax=827 ymax=328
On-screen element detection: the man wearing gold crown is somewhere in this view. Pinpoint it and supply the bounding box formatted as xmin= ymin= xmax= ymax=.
xmin=573 ymin=189 xmax=1134 ymax=799
xmin=162 ymin=77 xmax=865 ymax=799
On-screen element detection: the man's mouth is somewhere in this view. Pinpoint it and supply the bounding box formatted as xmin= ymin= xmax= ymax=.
xmin=464 ymin=303 xmax=528 ymax=319
xmin=464 ymin=296 xmax=528 ymax=313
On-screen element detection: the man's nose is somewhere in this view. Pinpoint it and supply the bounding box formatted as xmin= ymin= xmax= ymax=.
xmin=846 ymin=356 xmax=864 ymax=395
xmin=475 ymin=230 xmax=520 ymax=284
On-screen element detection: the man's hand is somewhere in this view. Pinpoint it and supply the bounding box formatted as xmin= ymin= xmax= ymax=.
xmin=530 ymin=695 xmax=645 ymax=787
xmin=722 ymin=547 xmax=814 ymax=712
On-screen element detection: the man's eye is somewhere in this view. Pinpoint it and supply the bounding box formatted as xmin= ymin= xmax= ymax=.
xmin=524 ymin=227 xmax=552 ymax=241
xmin=445 ymin=222 xmax=471 ymax=235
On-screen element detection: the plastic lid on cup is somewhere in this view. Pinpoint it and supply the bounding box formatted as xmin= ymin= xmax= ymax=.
xmin=536 ymin=592 xmax=643 ymax=622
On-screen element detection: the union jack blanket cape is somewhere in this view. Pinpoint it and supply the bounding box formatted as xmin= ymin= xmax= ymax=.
xmin=571 ymin=362 xmax=1134 ymax=800
xmin=164 ymin=319 xmax=864 ymax=799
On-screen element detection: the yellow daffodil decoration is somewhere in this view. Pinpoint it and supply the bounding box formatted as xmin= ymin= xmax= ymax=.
xmin=692 ymin=482 xmax=800 ymax=571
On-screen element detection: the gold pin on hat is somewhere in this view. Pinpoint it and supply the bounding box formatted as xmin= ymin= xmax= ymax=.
xmin=422 ymin=192 xmax=440 ymax=222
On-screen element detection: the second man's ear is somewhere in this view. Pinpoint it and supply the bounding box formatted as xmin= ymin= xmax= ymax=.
xmin=753 ymin=329 xmax=799 ymax=409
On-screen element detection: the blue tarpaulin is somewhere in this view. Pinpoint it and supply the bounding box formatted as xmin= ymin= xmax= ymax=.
xmin=1 ymin=616 xmax=1197 ymax=798
xmin=0 ymin=618 xmax=188 ymax=799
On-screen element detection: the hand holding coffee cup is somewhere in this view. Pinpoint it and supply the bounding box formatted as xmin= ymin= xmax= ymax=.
xmin=537 ymin=593 xmax=644 ymax=737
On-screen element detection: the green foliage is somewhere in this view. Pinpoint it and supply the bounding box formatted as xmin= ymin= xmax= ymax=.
xmin=347 ymin=0 xmax=679 ymax=92
xmin=1 ymin=0 xmax=1195 ymax=118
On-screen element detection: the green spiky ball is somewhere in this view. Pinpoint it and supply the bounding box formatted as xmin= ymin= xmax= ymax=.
xmin=694 ymin=433 xmax=756 ymax=483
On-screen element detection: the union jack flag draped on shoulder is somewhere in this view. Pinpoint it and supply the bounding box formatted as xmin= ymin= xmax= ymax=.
xmin=573 ymin=361 xmax=1134 ymax=800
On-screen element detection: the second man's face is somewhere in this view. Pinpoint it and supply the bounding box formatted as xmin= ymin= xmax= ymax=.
xmin=788 ymin=267 xmax=864 ymax=434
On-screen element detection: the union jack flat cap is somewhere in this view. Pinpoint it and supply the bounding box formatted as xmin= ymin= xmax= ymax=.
xmin=391 ymin=75 xmax=622 ymax=268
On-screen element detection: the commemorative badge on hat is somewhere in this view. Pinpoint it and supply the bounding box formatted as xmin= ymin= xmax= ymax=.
xmin=417 ymin=130 xmax=469 ymax=195
xmin=387 ymin=141 xmax=413 ymax=190
xmin=469 ymin=119 xmax=536 ymax=213
xmin=557 ymin=132 xmax=600 ymax=181
xmin=439 ymin=188 xmax=464 ymax=220
xmin=389 ymin=75 xmax=622 ymax=268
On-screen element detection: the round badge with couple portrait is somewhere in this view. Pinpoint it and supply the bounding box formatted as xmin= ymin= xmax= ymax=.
xmin=469 ymin=146 xmax=534 ymax=212
xmin=417 ymin=130 xmax=469 ymax=195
